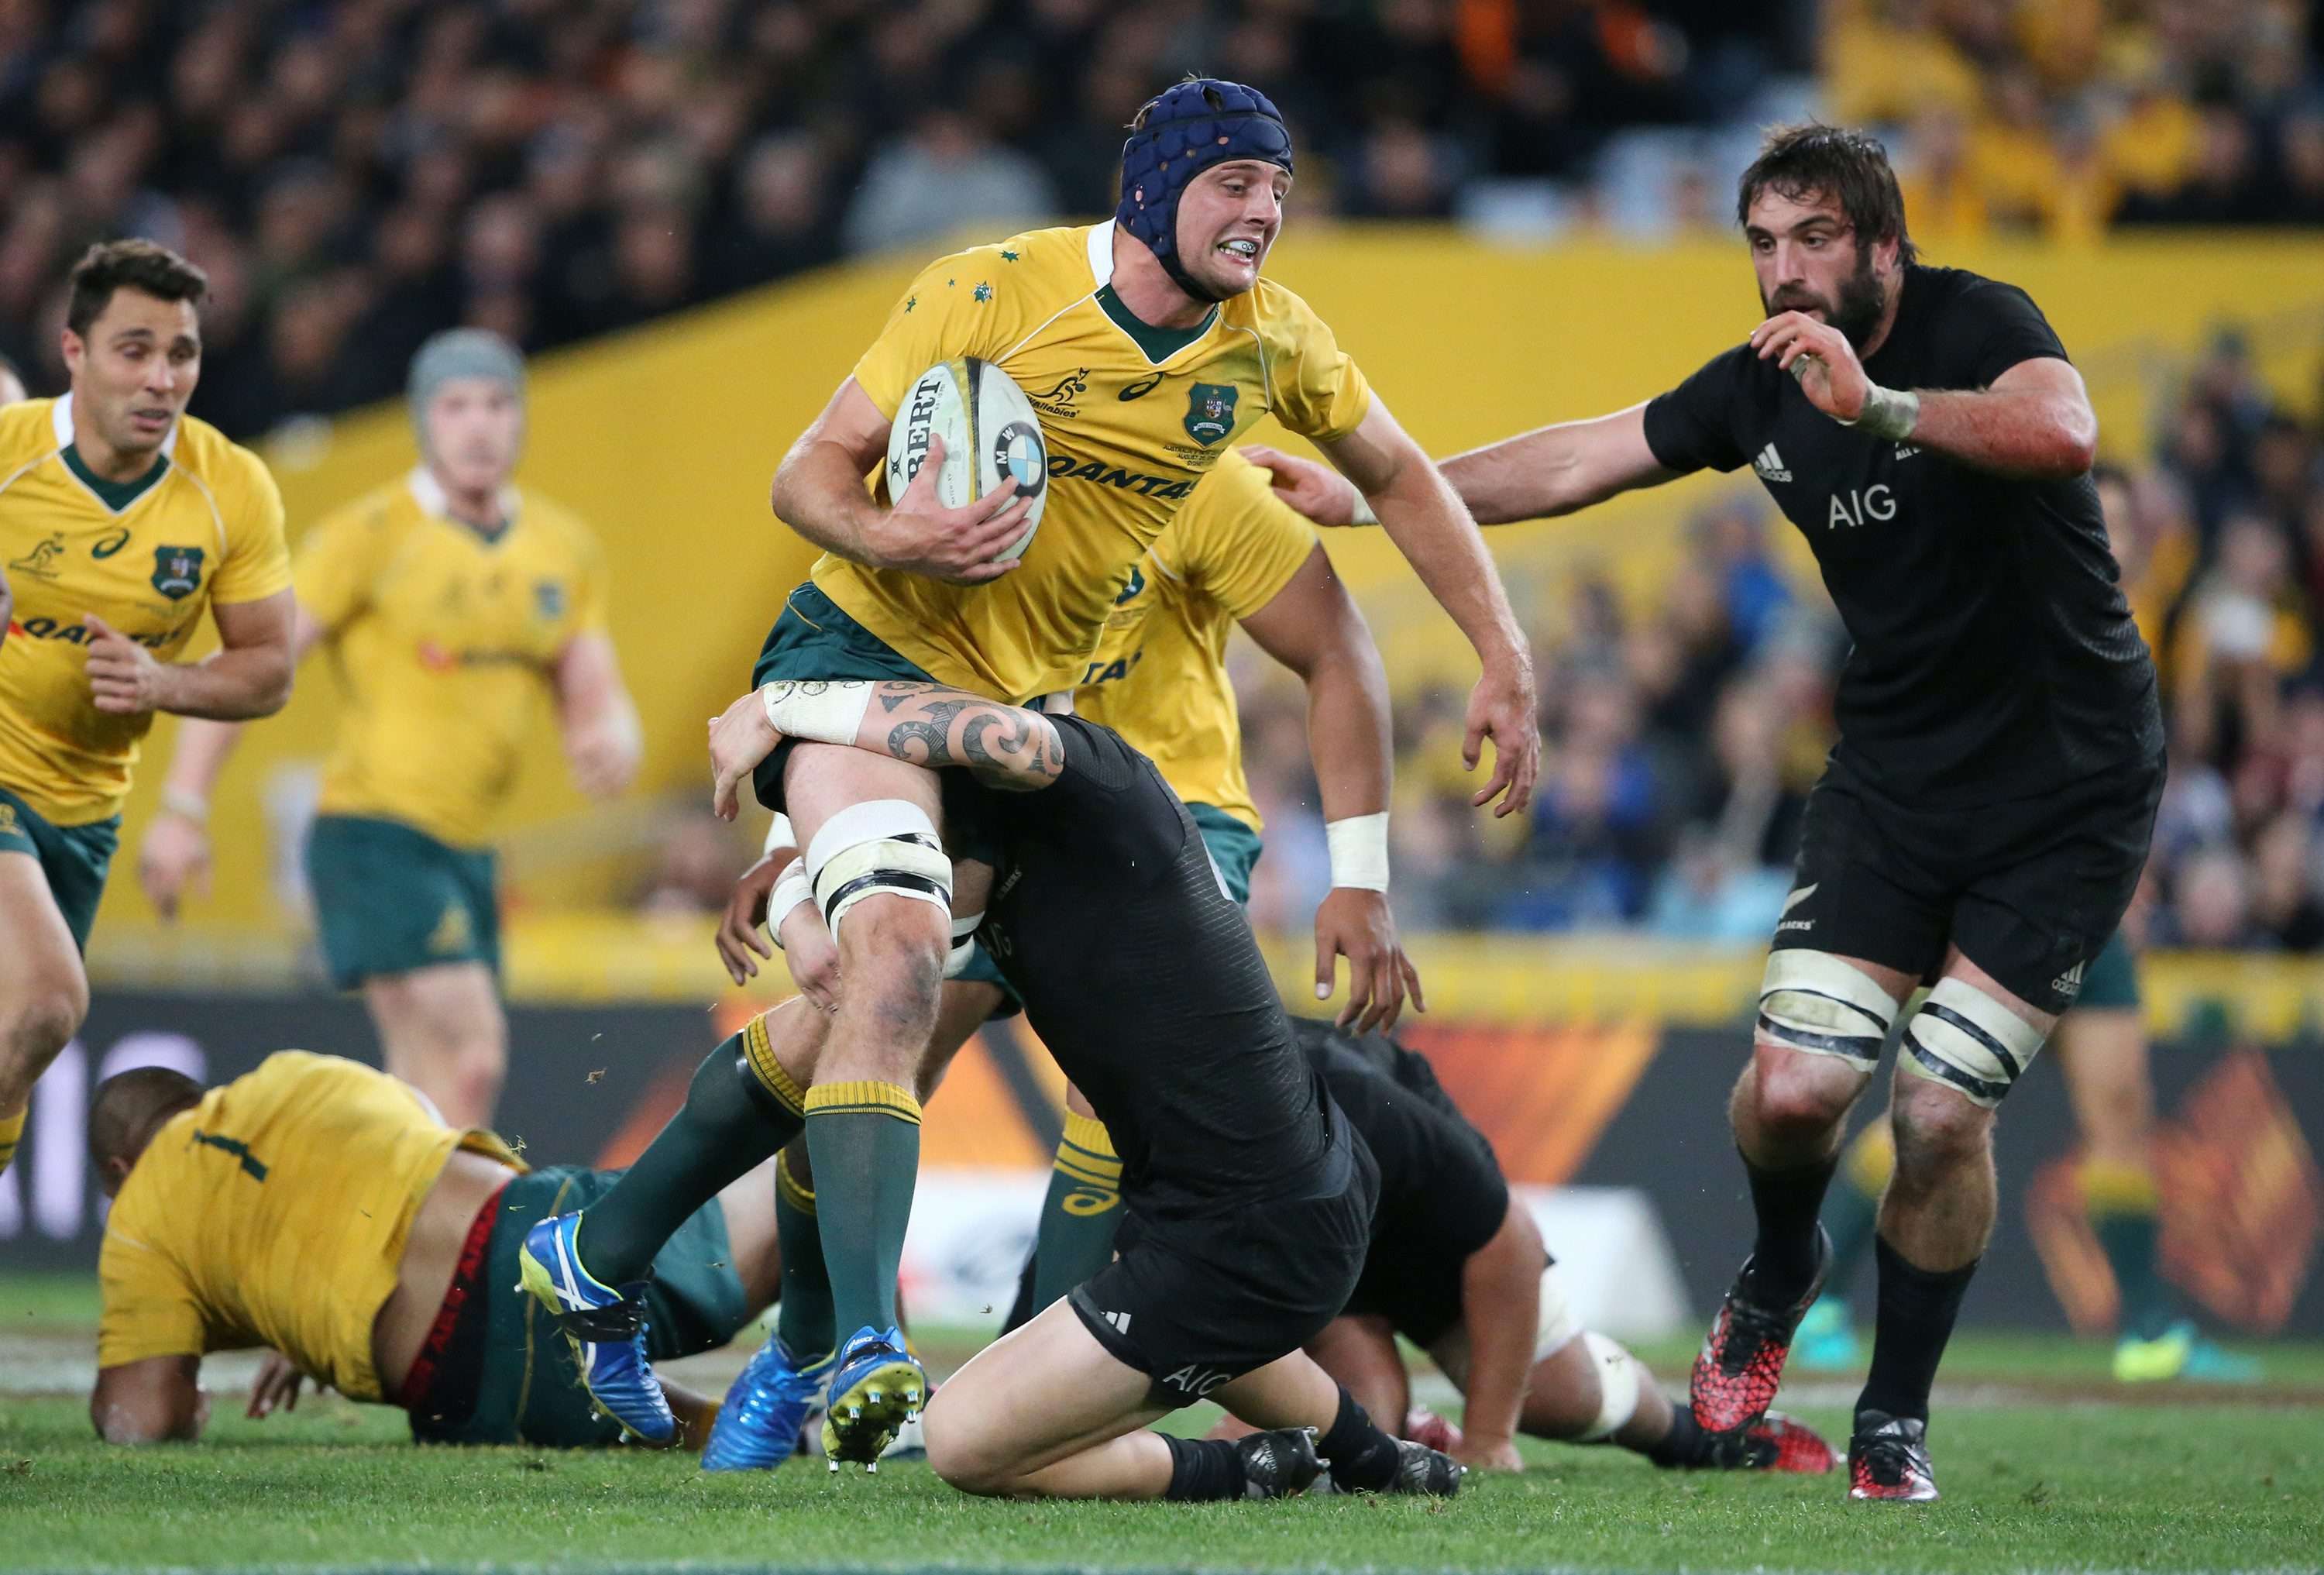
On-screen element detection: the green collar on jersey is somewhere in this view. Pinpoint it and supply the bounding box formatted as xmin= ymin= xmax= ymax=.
xmin=1095 ymin=284 xmax=1216 ymax=364
xmin=63 ymin=444 xmax=170 ymax=514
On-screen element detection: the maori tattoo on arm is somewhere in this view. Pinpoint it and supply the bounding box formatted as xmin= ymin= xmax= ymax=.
xmin=870 ymin=683 xmax=1062 ymax=789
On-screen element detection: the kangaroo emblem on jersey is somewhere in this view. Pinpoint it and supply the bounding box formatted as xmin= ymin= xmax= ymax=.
xmin=150 ymin=545 xmax=205 ymax=600
xmin=1113 ymin=566 xmax=1147 ymax=606
xmin=1182 ymin=383 xmax=1238 ymax=445
xmin=534 ymin=579 xmax=566 ymax=621
xmin=9 ymin=532 xmax=66 ymax=579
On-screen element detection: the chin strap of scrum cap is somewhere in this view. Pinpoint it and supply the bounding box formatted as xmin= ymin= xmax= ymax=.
xmin=1116 ymin=78 xmax=1294 ymax=304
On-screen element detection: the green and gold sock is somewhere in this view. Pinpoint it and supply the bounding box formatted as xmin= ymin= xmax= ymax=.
xmin=2084 ymin=1159 xmax=2177 ymax=1340
xmin=1028 ymin=1110 xmax=1123 ymax=1316
xmin=578 ymin=1013 xmax=807 ymax=1284
xmin=773 ymin=1141 xmax=835 ymax=1360
xmin=804 ymin=1079 xmax=921 ymax=1339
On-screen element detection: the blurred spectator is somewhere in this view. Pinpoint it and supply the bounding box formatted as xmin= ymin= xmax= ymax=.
xmin=635 ymin=812 xmax=751 ymax=920
xmin=841 ymin=105 xmax=1057 ymax=259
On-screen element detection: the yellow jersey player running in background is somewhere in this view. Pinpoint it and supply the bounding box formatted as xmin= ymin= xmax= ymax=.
xmin=140 ymin=331 xmax=641 ymax=1127
xmin=0 ymin=240 xmax=295 ymax=1180
xmin=516 ymin=77 xmax=1536 ymax=1467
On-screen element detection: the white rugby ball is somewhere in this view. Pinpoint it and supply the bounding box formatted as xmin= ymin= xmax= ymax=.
xmin=885 ymin=356 xmax=1048 ymax=562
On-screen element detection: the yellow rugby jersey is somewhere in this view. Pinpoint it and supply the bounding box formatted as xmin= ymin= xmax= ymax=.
xmin=97 ymin=1051 xmax=522 ymax=1401
xmin=0 ymin=397 xmax=289 ymax=824
xmin=1074 ymin=449 xmax=1318 ymax=833
xmin=300 ymin=470 xmax=607 ymax=848
xmin=813 ymin=221 xmax=1370 ymax=703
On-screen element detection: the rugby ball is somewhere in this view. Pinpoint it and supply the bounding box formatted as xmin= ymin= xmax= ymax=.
xmin=885 ymin=357 xmax=1048 ymax=562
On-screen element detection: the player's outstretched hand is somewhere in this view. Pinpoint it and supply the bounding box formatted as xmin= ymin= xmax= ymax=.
xmin=716 ymin=852 xmax=782 ymax=985
xmin=138 ymin=807 xmax=211 ymax=922
xmin=1315 ymin=888 xmax=1426 ymax=1033
xmin=778 ymin=901 xmax=841 ymax=1012
xmin=1463 ymin=657 xmax=1540 ymax=818
xmin=1452 ymin=1433 xmax=1525 ymax=1474
xmin=708 ymin=691 xmax=781 ymax=821
xmin=869 ymin=433 xmax=1033 ymax=584
xmin=1242 ymin=444 xmax=1366 ymax=527
xmin=1751 ymin=311 xmax=1871 ymax=425
xmin=84 ymin=614 xmax=169 ymax=714
xmin=246 ymin=1350 xmax=304 ymax=1419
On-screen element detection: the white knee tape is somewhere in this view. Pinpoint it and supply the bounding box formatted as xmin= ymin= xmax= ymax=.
xmin=1757 ymin=951 xmax=1901 ymax=1065
xmin=943 ymin=912 xmax=984 ymax=979
xmin=1901 ymin=976 xmax=2047 ymax=1109
xmin=804 ymin=800 xmax=951 ymax=937
xmin=1576 ymin=1331 xmax=1644 ymax=1442
xmin=1534 ymin=1263 xmax=1583 ymax=1363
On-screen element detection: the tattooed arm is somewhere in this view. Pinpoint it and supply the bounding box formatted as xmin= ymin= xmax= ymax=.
xmin=710 ymin=680 xmax=1063 ymax=820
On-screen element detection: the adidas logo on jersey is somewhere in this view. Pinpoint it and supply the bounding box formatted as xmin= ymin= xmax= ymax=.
xmin=1753 ymin=444 xmax=1793 ymax=483
xmin=2051 ymin=960 xmax=2084 ymax=999
xmin=1099 ymin=1310 xmax=1133 ymax=1334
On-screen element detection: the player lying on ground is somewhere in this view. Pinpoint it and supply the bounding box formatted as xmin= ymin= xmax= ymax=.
xmin=1252 ymin=123 xmax=2161 ymax=1503
xmin=666 ymin=680 xmax=1461 ymax=1502
xmin=696 ymin=445 xmax=1424 ymax=1467
xmin=84 ymin=1051 xmax=775 ymax=1448
xmin=1001 ymin=1020 xmax=1834 ymax=1477
xmin=726 ymin=77 xmax=1535 ymax=1463
xmin=140 ymin=330 xmax=641 ymax=1127
xmin=0 ymin=241 xmax=294 ymax=1181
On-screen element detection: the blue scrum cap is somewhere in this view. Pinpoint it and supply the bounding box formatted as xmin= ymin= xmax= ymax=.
xmin=1116 ymin=78 xmax=1294 ymax=302
xmin=407 ymin=328 xmax=524 ymax=449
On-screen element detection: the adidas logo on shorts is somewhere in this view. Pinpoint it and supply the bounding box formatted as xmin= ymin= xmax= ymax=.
xmin=2051 ymin=960 xmax=2084 ymax=999
xmin=1100 ymin=1310 xmax=1133 ymax=1334
xmin=1753 ymin=443 xmax=1793 ymax=483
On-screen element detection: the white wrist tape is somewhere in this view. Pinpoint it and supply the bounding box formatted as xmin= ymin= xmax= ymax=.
xmin=1347 ymin=489 xmax=1379 ymax=527
xmin=759 ymin=679 xmax=875 ymax=746
xmin=1842 ymin=383 xmax=1920 ymax=442
xmin=761 ymin=811 xmax=796 ymax=859
xmin=766 ymin=858 xmax=815 ymax=950
xmin=1325 ymin=812 xmax=1390 ymax=892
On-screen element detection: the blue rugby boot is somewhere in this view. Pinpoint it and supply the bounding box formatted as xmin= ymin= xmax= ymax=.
xmin=516 ymin=1212 xmax=674 ymax=1443
xmin=820 ymin=1324 xmax=925 ymax=1470
xmin=702 ymin=1335 xmax=832 ymax=1471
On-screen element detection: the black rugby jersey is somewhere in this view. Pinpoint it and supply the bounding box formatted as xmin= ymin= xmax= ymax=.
xmin=978 ymin=716 xmax=1343 ymax=1221
xmin=1642 ymin=264 xmax=2162 ymax=806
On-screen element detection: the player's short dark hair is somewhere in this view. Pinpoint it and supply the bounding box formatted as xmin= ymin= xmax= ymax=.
xmin=66 ymin=239 xmax=208 ymax=338
xmin=1736 ymin=123 xmax=1917 ymax=267
xmin=88 ymin=1066 xmax=204 ymax=1174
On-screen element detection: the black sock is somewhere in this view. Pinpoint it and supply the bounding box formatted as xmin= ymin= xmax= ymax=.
xmin=1163 ymin=1434 xmax=1249 ymax=1501
xmin=1744 ymin=1150 xmax=1839 ymax=1303
xmin=1858 ymin=1236 xmax=1978 ymax=1425
xmin=1318 ymin=1384 xmax=1401 ymax=1493
xmin=577 ymin=1021 xmax=806 ymax=1284
xmin=1645 ymin=1405 xmax=1714 ymax=1468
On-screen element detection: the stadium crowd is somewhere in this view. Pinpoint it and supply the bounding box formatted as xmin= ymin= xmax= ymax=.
xmin=4 ymin=0 xmax=2323 ymax=439
xmin=1245 ymin=331 xmax=2324 ymax=954
xmin=3 ymin=0 xmax=2319 ymax=950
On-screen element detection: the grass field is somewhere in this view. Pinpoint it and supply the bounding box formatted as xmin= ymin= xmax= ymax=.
xmin=7 ymin=1274 xmax=2322 ymax=1575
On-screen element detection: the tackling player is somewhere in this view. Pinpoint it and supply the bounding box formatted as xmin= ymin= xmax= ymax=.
xmin=514 ymin=445 xmax=1424 ymax=1465
xmin=0 ymin=240 xmax=294 ymax=1180
xmin=1002 ymin=1019 xmax=1837 ymax=1478
xmin=84 ymin=1051 xmax=772 ymax=1448
xmin=139 ymin=331 xmax=641 ymax=1126
xmin=531 ymin=77 xmax=1534 ymax=1467
xmin=1255 ymin=124 xmax=2163 ymax=1501
xmin=702 ymin=678 xmax=1462 ymax=1502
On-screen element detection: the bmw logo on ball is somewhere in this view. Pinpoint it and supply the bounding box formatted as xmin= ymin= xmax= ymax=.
xmin=993 ymin=418 xmax=1047 ymax=504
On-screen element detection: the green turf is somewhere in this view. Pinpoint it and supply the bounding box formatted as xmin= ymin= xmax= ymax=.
xmin=5 ymin=1390 xmax=2321 ymax=1573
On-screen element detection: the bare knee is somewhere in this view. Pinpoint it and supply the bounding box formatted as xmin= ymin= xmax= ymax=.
xmin=3 ymin=967 xmax=89 ymax=1085
xmin=1746 ymin=1047 xmax=1860 ymax=1145
xmin=1891 ymin=1078 xmax=1993 ymax=1176
xmin=836 ymin=900 xmax=946 ymax=1024
xmin=921 ymin=1398 xmax=1013 ymax=1496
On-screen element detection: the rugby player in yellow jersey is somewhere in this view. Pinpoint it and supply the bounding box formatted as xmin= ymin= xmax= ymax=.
xmin=682 ymin=446 xmax=1424 ymax=1470
xmin=84 ymin=1050 xmax=780 ymax=1447
xmin=520 ymin=80 xmax=1535 ymax=1465
xmin=0 ymin=240 xmax=295 ymax=1181
xmin=138 ymin=331 xmax=641 ymax=1127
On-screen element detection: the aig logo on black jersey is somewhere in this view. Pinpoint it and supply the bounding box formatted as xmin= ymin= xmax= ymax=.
xmin=1828 ymin=485 xmax=1896 ymax=529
